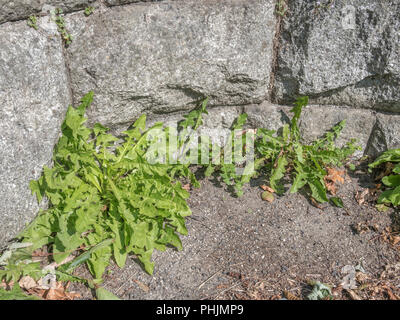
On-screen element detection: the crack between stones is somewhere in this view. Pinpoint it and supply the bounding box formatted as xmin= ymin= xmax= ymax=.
xmin=307 ymin=73 xmax=396 ymax=100
xmin=103 ymin=0 xmax=174 ymax=9
xmin=0 ymin=0 xmax=182 ymax=28
xmin=0 ymin=1 xmax=98 ymax=26
xmin=0 ymin=12 xmax=44 ymax=26
xmin=0 ymin=5 xmax=91 ymax=26
xmin=268 ymin=0 xmax=286 ymax=104
xmin=61 ymin=43 xmax=76 ymax=107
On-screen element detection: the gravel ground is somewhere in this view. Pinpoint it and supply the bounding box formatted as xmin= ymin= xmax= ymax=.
xmin=72 ymin=165 xmax=400 ymax=300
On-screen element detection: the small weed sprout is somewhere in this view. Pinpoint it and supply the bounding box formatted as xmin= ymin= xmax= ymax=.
xmin=27 ymin=15 xmax=38 ymax=30
xmin=54 ymin=8 xmax=73 ymax=45
xmin=84 ymin=6 xmax=95 ymax=17
xmin=276 ymin=0 xmax=288 ymax=17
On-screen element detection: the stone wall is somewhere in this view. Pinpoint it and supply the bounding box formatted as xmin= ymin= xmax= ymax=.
xmin=0 ymin=0 xmax=399 ymax=244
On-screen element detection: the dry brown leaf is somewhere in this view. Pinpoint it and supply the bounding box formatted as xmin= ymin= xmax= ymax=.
xmin=260 ymin=185 xmax=275 ymax=193
xmin=19 ymin=276 xmax=37 ymax=290
xmin=325 ymin=181 xmax=337 ymax=195
xmin=283 ymin=290 xmax=300 ymax=300
xmin=324 ymin=167 xmax=345 ymax=195
xmin=26 ymin=287 xmax=46 ymax=298
xmin=392 ymin=236 xmax=400 ymax=246
xmin=355 ymin=188 xmax=369 ymax=205
xmin=376 ymin=227 xmax=400 ymax=248
xmin=182 ymin=184 xmax=191 ymax=192
xmin=133 ymin=279 xmax=150 ymax=293
xmin=355 ymin=272 xmax=369 ymax=285
xmin=354 ymin=222 xmax=371 ymax=234
xmin=43 ymin=282 xmax=81 ymax=300
xmin=44 ymin=288 xmax=64 ymax=300
xmin=326 ymin=168 xmax=345 ymax=184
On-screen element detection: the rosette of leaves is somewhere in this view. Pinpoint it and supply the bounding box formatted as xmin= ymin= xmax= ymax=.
xmin=255 ymin=96 xmax=358 ymax=203
xmin=9 ymin=92 xmax=207 ymax=284
xmin=368 ymin=148 xmax=400 ymax=207
xmin=205 ymin=97 xmax=358 ymax=201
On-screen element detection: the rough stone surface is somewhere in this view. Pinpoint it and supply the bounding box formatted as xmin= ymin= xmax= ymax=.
xmin=145 ymin=106 xmax=242 ymax=132
xmin=365 ymin=113 xmax=400 ymax=158
xmin=298 ymin=105 xmax=376 ymax=157
xmin=275 ymin=0 xmax=400 ymax=112
xmin=244 ymin=101 xmax=291 ymax=132
xmin=44 ymin=0 xmax=97 ymax=13
xmin=0 ymin=19 xmax=71 ymax=244
xmin=66 ymin=0 xmax=276 ymax=128
xmin=105 ymin=0 xmax=168 ymax=7
xmin=0 ymin=0 xmax=42 ymax=24
xmin=0 ymin=0 xmax=97 ymax=25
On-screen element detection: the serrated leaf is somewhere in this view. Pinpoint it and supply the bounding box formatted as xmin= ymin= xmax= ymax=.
xmin=93 ymin=123 xmax=109 ymax=136
xmin=78 ymin=91 xmax=94 ymax=114
xmin=308 ymin=179 xmax=328 ymax=203
xmin=270 ymin=155 xmax=288 ymax=195
xmin=29 ymin=180 xmax=43 ymax=204
xmin=290 ymin=172 xmax=307 ymax=194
